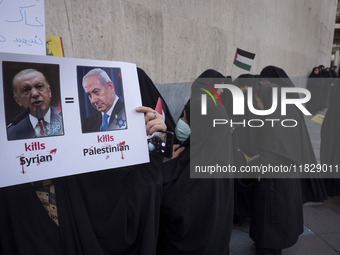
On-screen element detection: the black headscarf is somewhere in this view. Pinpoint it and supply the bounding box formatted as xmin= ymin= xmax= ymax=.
xmin=0 ymin=67 xmax=174 ymax=255
xmin=330 ymin=66 xmax=338 ymax=78
xmin=178 ymin=69 xmax=225 ymax=122
xmin=322 ymin=67 xmax=332 ymax=78
xmin=309 ymin=67 xmax=321 ymax=78
xmin=318 ymin=65 xmax=325 ymax=77
xmin=306 ymin=67 xmax=323 ymax=114
xmin=174 ymin=69 xmax=226 ymax=145
xmin=137 ymin=68 xmax=176 ymax=132
xmin=256 ymin=83 xmax=313 ymax=164
xmin=158 ymin=70 xmax=234 ymax=255
xmin=260 ymin=65 xmax=295 ymax=87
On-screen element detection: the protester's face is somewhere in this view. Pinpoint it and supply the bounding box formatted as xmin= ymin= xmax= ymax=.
xmin=314 ymin=68 xmax=319 ymax=75
xmin=83 ymin=76 xmax=115 ymax=113
xmin=14 ymin=71 xmax=52 ymax=118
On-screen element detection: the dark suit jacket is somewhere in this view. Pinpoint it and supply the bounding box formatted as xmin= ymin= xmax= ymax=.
xmin=82 ymin=97 xmax=127 ymax=133
xmin=7 ymin=107 xmax=63 ymax=141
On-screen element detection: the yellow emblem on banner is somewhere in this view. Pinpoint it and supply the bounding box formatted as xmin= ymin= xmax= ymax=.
xmin=46 ymin=35 xmax=65 ymax=57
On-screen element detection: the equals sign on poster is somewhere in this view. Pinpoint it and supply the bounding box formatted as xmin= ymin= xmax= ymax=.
xmin=65 ymin=97 xmax=74 ymax=103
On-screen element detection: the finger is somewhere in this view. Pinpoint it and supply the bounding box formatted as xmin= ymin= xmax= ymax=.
xmin=145 ymin=113 xmax=165 ymax=133
xmin=140 ymin=110 xmax=160 ymax=124
xmin=145 ymin=110 xmax=158 ymax=123
xmin=172 ymin=146 xmax=185 ymax=159
xmin=173 ymin=144 xmax=181 ymax=150
xmin=147 ymin=122 xmax=166 ymax=135
xmin=175 ymin=146 xmax=185 ymax=154
xmin=136 ymin=106 xmax=158 ymax=123
xmin=145 ymin=116 xmax=161 ymax=128
xmin=136 ymin=106 xmax=165 ymax=134
xmin=136 ymin=106 xmax=155 ymax=114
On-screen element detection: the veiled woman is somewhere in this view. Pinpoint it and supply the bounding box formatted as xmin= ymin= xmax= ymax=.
xmin=306 ymin=67 xmax=323 ymax=115
xmin=249 ymin=83 xmax=306 ymax=255
xmin=157 ymin=70 xmax=234 ymax=255
xmin=259 ymin=65 xmax=327 ymax=203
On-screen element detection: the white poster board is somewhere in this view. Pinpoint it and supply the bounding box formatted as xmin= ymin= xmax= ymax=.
xmin=0 ymin=0 xmax=46 ymax=55
xmin=0 ymin=52 xmax=150 ymax=187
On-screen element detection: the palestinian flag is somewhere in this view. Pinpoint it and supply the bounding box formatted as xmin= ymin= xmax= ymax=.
xmin=233 ymin=48 xmax=256 ymax=71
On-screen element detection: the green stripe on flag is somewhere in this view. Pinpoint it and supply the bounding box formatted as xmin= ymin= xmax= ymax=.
xmin=234 ymin=59 xmax=252 ymax=71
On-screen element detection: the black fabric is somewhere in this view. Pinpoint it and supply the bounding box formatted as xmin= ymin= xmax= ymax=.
xmin=232 ymin=129 xmax=252 ymax=221
xmin=0 ymin=184 xmax=62 ymax=254
xmin=137 ymin=68 xmax=176 ymax=133
xmin=229 ymin=74 xmax=261 ymax=221
xmin=320 ymin=82 xmax=340 ymax=196
xmin=259 ymin=69 xmax=327 ymax=203
xmin=256 ymin=84 xmax=315 ymax=165
xmin=249 ymin=84 xmax=305 ymax=250
xmin=330 ymin=69 xmax=338 ymax=78
xmin=231 ymin=74 xmax=260 ymax=156
xmin=260 ymin=66 xmax=295 ymax=88
xmin=0 ymin=67 xmax=175 ymax=255
xmin=320 ymin=68 xmax=333 ymax=109
xmin=306 ymin=67 xmax=323 ymax=115
xmin=157 ymin=70 xmax=234 ymax=255
xmin=255 ymin=243 xmax=282 ymax=255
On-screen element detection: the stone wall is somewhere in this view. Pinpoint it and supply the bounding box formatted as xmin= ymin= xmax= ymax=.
xmin=46 ymin=0 xmax=337 ymax=85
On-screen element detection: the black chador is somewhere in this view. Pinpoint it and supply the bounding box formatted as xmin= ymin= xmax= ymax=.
xmin=157 ymin=70 xmax=234 ymax=255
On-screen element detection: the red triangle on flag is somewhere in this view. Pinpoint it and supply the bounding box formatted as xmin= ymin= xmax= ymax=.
xmin=234 ymin=52 xmax=238 ymax=62
xmin=155 ymin=97 xmax=163 ymax=115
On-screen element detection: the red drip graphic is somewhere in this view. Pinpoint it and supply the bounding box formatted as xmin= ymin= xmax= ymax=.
xmin=16 ymin=154 xmax=25 ymax=174
xmin=50 ymin=148 xmax=57 ymax=154
xmin=119 ymin=141 xmax=125 ymax=159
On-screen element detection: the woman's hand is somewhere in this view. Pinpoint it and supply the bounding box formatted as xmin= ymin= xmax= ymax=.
xmin=136 ymin=106 xmax=167 ymax=135
xmin=171 ymin=144 xmax=185 ymax=159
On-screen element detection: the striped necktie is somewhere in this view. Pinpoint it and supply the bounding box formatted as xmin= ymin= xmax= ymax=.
xmin=38 ymin=119 xmax=47 ymax=137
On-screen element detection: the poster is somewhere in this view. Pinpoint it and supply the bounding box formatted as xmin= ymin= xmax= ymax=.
xmin=0 ymin=0 xmax=46 ymax=55
xmin=0 ymin=52 xmax=149 ymax=187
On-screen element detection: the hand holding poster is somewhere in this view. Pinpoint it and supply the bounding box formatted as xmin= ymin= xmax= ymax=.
xmin=0 ymin=52 xmax=149 ymax=187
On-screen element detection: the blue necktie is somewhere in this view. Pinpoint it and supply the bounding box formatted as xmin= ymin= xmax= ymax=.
xmin=102 ymin=113 xmax=109 ymax=131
